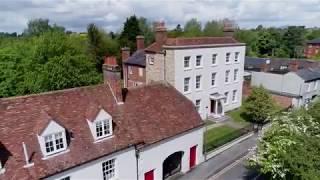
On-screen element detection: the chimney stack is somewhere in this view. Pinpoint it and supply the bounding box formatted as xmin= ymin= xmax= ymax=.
xmin=154 ymin=21 xmax=167 ymax=43
xmin=121 ymin=47 xmax=130 ymax=63
xmin=223 ymin=19 xmax=236 ymax=37
xmin=289 ymin=60 xmax=299 ymax=72
xmin=136 ymin=35 xmax=145 ymax=50
xmin=103 ymin=56 xmax=123 ymax=104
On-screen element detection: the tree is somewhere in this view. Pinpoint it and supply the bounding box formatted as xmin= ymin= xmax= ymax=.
xmin=23 ymin=18 xmax=64 ymax=36
xmin=250 ymin=110 xmax=320 ymax=179
xmin=203 ymin=20 xmax=224 ymax=36
xmin=119 ymin=15 xmax=142 ymax=51
xmin=138 ymin=17 xmax=154 ymax=46
xmin=282 ymin=26 xmax=306 ymax=58
xmin=87 ymin=23 xmax=119 ymax=72
xmin=0 ymin=30 xmax=102 ymax=98
xmin=168 ymin=24 xmax=183 ymax=38
xmin=256 ymin=30 xmax=277 ymax=57
xmin=244 ymin=86 xmax=275 ymax=124
xmin=183 ymin=18 xmax=202 ymax=37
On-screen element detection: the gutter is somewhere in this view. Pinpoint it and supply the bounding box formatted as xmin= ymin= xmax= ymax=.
xmin=163 ymin=43 xmax=246 ymax=50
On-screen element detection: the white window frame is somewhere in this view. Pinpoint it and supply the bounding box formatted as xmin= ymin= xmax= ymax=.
xmin=234 ymin=52 xmax=240 ymax=63
xmin=314 ymin=81 xmax=318 ymax=90
xmin=232 ymin=90 xmax=237 ymax=102
xmin=225 ymin=70 xmax=230 ymax=83
xmin=212 ymin=54 xmax=217 ymax=65
xmin=211 ymin=72 xmax=217 ymax=87
xmin=148 ymin=56 xmax=154 ymax=65
xmin=43 ymin=131 xmax=67 ymax=156
xmin=226 ymin=53 xmax=231 ymax=63
xmin=95 ymin=119 xmax=112 ymax=140
xmin=224 ymin=92 xmax=229 ymax=104
xmin=184 ymin=77 xmax=191 ymax=93
xmin=307 ymin=83 xmax=311 ymax=92
xmin=184 ymin=56 xmax=191 ymax=69
xmin=195 ymin=75 xmax=201 ymax=90
xmin=102 ymin=159 xmax=116 ymax=180
xmin=195 ymin=99 xmax=201 ymax=112
xmin=234 ymin=69 xmax=239 ymax=82
xmin=195 ymin=55 xmax=202 ymax=67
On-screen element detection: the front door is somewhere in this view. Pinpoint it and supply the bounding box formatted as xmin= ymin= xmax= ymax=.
xmin=210 ymin=100 xmax=216 ymax=114
xmin=189 ymin=146 xmax=197 ymax=169
xmin=145 ymin=170 xmax=154 ymax=180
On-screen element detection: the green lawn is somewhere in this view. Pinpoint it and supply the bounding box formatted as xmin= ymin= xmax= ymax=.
xmin=204 ymin=125 xmax=243 ymax=152
xmin=227 ymin=106 xmax=250 ymax=126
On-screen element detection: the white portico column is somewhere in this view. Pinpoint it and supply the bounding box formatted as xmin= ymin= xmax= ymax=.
xmin=220 ymin=99 xmax=225 ymax=116
xmin=215 ymin=100 xmax=218 ymax=116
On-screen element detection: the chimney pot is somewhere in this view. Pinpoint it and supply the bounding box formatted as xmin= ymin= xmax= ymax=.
xmin=136 ymin=35 xmax=145 ymax=50
xmin=154 ymin=21 xmax=167 ymax=43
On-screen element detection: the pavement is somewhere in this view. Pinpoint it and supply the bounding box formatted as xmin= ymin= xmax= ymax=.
xmin=177 ymin=133 xmax=258 ymax=180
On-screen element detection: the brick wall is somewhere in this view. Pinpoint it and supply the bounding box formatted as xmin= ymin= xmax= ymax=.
xmin=126 ymin=65 xmax=146 ymax=87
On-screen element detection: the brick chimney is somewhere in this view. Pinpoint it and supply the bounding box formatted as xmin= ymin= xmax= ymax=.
xmin=136 ymin=35 xmax=145 ymax=50
xmin=223 ymin=19 xmax=235 ymax=37
xmin=103 ymin=56 xmax=123 ymax=104
xmin=121 ymin=47 xmax=130 ymax=63
xmin=121 ymin=47 xmax=130 ymax=88
xmin=289 ymin=60 xmax=299 ymax=72
xmin=154 ymin=21 xmax=167 ymax=43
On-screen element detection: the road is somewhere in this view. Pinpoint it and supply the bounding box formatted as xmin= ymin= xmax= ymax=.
xmin=178 ymin=133 xmax=258 ymax=180
xmin=208 ymin=154 xmax=263 ymax=180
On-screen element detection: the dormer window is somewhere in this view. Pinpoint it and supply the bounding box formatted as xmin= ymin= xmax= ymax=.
xmin=96 ymin=119 xmax=111 ymax=138
xmin=37 ymin=117 xmax=68 ymax=157
xmin=87 ymin=109 xmax=113 ymax=142
xmin=44 ymin=132 xmax=65 ymax=154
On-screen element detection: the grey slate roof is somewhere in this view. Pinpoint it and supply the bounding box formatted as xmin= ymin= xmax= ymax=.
xmin=307 ymin=38 xmax=320 ymax=44
xmin=296 ymin=67 xmax=320 ymax=82
xmin=124 ymin=50 xmax=146 ymax=67
xmin=245 ymin=57 xmax=319 ymax=73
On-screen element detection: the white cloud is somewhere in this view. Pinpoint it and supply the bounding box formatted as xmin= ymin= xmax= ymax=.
xmin=0 ymin=0 xmax=319 ymax=33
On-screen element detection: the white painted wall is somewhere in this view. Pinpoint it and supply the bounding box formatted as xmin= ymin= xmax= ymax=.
xmin=251 ymin=71 xmax=320 ymax=107
xmin=138 ymin=127 xmax=204 ymax=180
xmin=46 ymin=146 xmax=137 ymax=180
xmin=168 ymin=46 xmax=246 ymax=119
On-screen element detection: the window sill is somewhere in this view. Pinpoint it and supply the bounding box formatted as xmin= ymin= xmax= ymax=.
xmin=184 ymin=68 xmax=192 ymax=71
xmin=225 ymin=62 xmax=232 ymax=65
xmin=42 ymin=149 xmax=70 ymax=160
xmin=195 ymin=66 xmax=203 ymax=69
xmin=183 ymin=91 xmax=192 ymax=95
xmin=234 ymin=61 xmax=240 ymax=64
xmin=195 ymin=89 xmax=202 ymax=92
xmin=225 ymin=82 xmax=231 ymax=85
xmin=232 ymin=101 xmax=238 ymax=104
xmin=94 ymin=135 xmax=114 ymax=143
xmin=210 ymin=85 xmax=218 ymax=89
xmin=211 ymin=64 xmax=218 ymax=67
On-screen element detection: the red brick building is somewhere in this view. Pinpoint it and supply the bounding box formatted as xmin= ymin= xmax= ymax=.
xmin=305 ymin=38 xmax=320 ymax=58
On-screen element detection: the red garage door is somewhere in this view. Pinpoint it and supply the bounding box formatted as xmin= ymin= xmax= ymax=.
xmin=144 ymin=169 xmax=154 ymax=180
xmin=189 ymin=145 xmax=197 ymax=169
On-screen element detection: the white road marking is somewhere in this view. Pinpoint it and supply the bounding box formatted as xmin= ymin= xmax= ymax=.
xmin=207 ymin=153 xmax=251 ymax=180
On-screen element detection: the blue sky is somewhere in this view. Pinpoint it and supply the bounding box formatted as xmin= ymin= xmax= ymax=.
xmin=1 ymin=0 xmax=320 ymax=33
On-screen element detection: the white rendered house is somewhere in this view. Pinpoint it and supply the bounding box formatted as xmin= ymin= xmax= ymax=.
xmin=122 ymin=22 xmax=246 ymax=119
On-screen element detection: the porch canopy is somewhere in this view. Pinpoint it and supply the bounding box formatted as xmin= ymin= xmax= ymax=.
xmin=210 ymin=93 xmax=226 ymax=100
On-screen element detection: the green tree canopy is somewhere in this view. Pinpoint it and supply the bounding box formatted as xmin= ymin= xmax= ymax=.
xmin=138 ymin=17 xmax=154 ymax=46
xmin=250 ymin=108 xmax=320 ymax=179
xmin=23 ymin=18 xmax=65 ymax=36
xmin=119 ymin=15 xmax=142 ymax=51
xmin=183 ymin=18 xmax=202 ymax=37
xmin=203 ymin=20 xmax=224 ymax=36
xmin=244 ymin=86 xmax=275 ymax=124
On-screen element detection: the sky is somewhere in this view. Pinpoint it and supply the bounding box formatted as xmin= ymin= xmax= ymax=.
xmin=1 ymin=0 xmax=320 ymax=33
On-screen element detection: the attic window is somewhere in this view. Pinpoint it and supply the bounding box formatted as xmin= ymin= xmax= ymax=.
xmin=43 ymin=131 xmax=67 ymax=155
xmin=96 ymin=119 xmax=111 ymax=138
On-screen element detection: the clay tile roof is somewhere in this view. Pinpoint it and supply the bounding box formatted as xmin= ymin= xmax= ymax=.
xmin=164 ymin=37 xmax=240 ymax=46
xmin=0 ymin=82 xmax=203 ymax=179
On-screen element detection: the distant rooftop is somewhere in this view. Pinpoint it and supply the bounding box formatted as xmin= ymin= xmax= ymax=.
xmin=307 ymin=38 xmax=320 ymax=44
